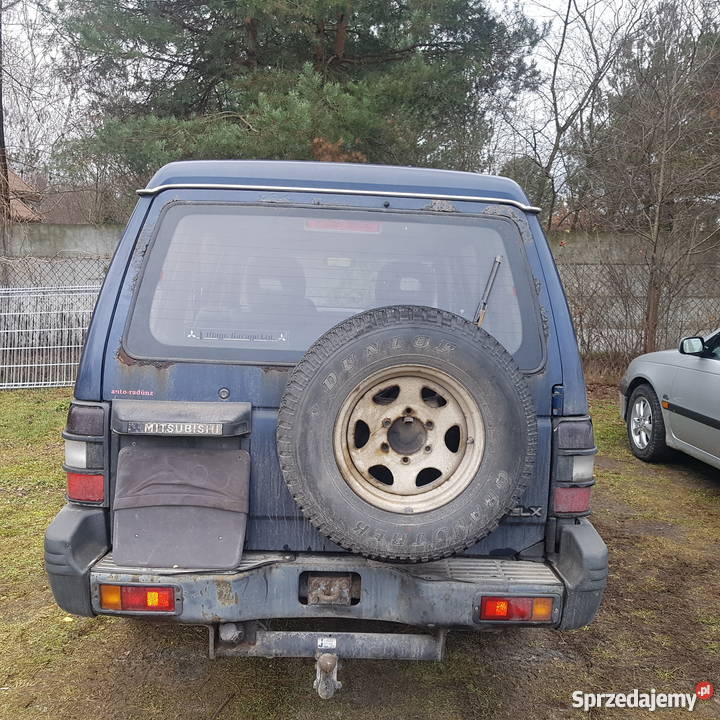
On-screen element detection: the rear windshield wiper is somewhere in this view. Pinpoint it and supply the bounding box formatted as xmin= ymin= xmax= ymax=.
xmin=473 ymin=255 xmax=503 ymax=327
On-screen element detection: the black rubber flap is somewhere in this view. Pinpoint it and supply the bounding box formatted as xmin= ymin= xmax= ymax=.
xmin=112 ymin=447 xmax=249 ymax=569
xmin=114 ymin=447 xmax=249 ymax=512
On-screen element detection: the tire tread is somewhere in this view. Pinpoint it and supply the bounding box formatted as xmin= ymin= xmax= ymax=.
xmin=277 ymin=305 xmax=537 ymax=562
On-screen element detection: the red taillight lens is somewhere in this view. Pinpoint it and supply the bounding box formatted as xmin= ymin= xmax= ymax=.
xmin=66 ymin=472 xmax=104 ymax=502
xmin=553 ymin=485 xmax=592 ymax=514
xmin=481 ymin=597 xmax=510 ymax=619
xmin=480 ymin=596 xmax=553 ymax=621
xmin=99 ymin=584 xmax=176 ymax=612
xmin=481 ymin=596 xmax=531 ymax=620
xmin=121 ymin=586 xmax=175 ymax=611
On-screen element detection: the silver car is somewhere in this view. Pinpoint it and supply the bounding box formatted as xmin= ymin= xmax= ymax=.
xmin=619 ymin=330 xmax=720 ymax=469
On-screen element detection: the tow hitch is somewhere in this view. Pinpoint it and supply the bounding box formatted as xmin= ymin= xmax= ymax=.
xmin=209 ymin=623 xmax=447 ymax=699
xmin=314 ymin=652 xmax=341 ymax=699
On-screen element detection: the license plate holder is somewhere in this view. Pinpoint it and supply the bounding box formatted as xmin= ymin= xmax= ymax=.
xmin=306 ymin=574 xmax=354 ymax=606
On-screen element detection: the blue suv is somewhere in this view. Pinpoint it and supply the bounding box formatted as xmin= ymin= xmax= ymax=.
xmin=45 ymin=161 xmax=607 ymax=698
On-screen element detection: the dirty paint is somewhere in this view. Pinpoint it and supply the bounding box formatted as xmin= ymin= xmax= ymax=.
xmin=215 ymin=580 xmax=239 ymax=607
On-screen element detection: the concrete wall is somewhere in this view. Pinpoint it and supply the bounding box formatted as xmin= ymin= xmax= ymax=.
xmin=6 ymin=223 xmax=123 ymax=258
xmin=7 ymin=224 xmax=719 ymax=264
xmin=548 ymin=230 xmax=720 ymax=264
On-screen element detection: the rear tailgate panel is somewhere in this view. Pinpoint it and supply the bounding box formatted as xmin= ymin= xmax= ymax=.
xmin=100 ymin=189 xmax=562 ymax=556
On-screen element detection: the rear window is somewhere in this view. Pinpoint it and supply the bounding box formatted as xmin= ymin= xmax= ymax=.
xmin=125 ymin=204 xmax=544 ymax=369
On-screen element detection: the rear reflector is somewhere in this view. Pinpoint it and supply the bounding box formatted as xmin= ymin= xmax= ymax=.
xmin=480 ymin=596 xmax=554 ymax=621
xmin=66 ymin=472 xmax=104 ymax=502
xmin=553 ymin=485 xmax=592 ymax=514
xmin=99 ymin=584 xmax=176 ymax=612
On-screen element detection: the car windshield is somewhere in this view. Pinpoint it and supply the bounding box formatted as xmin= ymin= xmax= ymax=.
xmin=125 ymin=204 xmax=544 ymax=369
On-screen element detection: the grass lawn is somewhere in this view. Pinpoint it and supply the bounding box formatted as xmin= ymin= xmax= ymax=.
xmin=0 ymin=387 xmax=718 ymax=719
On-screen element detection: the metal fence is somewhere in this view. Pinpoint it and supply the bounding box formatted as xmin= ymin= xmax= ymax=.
xmin=0 ymin=254 xmax=719 ymax=390
xmin=0 ymin=255 xmax=110 ymax=287
xmin=559 ymin=263 xmax=720 ymax=358
xmin=0 ymin=284 xmax=101 ymax=389
xmin=0 ymin=256 xmax=109 ymax=388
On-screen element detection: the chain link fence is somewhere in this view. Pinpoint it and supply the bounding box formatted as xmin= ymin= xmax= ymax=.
xmin=559 ymin=263 xmax=720 ymax=359
xmin=0 ymin=255 xmax=110 ymax=288
xmin=0 ymin=254 xmax=719 ymax=389
xmin=0 ymin=256 xmax=109 ymax=389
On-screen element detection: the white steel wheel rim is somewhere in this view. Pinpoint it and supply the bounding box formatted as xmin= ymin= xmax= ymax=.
xmin=631 ymin=397 xmax=652 ymax=449
xmin=333 ymin=365 xmax=485 ymax=514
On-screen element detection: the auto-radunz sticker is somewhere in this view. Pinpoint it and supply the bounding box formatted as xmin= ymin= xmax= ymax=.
xmin=126 ymin=421 xmax=223 ymax=436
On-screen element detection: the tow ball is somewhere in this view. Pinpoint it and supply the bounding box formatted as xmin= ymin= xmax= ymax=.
xmin=314 ymin=652 xmax=341 ymax=699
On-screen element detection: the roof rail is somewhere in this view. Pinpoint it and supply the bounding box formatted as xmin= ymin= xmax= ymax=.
xmin=136 ymin=182 xmax=542 ymax=213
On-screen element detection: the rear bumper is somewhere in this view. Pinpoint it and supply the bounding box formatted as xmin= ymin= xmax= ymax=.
xmin=89 ymin=552 xmax=565 ymax=629
xmin=45 ymin=505 xmax=607 ymax=631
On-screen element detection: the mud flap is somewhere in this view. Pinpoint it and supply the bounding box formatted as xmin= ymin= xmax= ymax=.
xmin=112 ymin=446 xmax=250 ymax=569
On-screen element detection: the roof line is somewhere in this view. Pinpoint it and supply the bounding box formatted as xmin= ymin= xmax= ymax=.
xmin=135 ymin=183 xmax=541 ymax=213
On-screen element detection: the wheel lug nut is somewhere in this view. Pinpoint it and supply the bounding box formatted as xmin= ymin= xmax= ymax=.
xmin=380 ymin=442 xmax=389 ymax=452
xmin=424 ymin=445 xmax=431 ymax=452
xmin=401 ymin=456 xmax=410 ymax=464
xmin=382 ymin=418 xmax=391 ymax=428
xmin=404 ymin=407 xmax=413 ymax=415
xmin=425 ymin=420 xmax=434 ymax=430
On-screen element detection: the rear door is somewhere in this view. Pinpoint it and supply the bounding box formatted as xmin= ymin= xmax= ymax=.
xmin=102 ymin=188 xmax=559 ymax=556
xmin=668 ymin=331 xmax=720 ymax=465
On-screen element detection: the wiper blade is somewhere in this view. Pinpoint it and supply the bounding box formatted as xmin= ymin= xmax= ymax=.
xmin=473 ymin=255 xmax=503 ymax=327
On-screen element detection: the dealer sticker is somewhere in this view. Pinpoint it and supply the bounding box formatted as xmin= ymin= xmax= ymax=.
xmin=317 ymin=637 xmax=337 ymax=650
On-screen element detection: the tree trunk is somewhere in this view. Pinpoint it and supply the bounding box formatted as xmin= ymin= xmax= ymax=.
xmin=335 ymin=11 xmax=348 ymax=59
xmin=544 ymin=177 xmax=557 ymax=233
xmin=314 ymin=20 xmax=325 ymax=69
xmin=0 ymin=4 xmax=12 ymax=279
xmin=642 ymin=263 xmax=662 ymax=354
xmin=244 ymin=17 xmax=258 ymax=68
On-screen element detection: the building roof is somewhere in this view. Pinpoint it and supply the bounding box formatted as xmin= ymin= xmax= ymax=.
xmin=142 ymin=160 xmax=536 ymax=211
xmin=8 ymin=170 xmax=42 ymax=222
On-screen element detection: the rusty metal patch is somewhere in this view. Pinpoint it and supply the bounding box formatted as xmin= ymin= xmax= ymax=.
xmin=307 ymin=575 xmax=353 ymax=606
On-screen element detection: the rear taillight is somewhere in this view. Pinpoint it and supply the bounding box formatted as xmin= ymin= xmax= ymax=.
xmin=552 ymin=417 xmax=596 ymax=517
xmin=479 ymin=596 xmax=554 ymax=622
xmin=553 ymin=485 xmax=593 ymax=513
xmin=66 ymin=472 xmax=104 ymax=502
xmin=99 ymin=584 xmax=177 ymax=612
xmin=63 ymin=401 xmax=107 ymax=504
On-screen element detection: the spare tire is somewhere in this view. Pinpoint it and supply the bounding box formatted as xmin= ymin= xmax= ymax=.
xmin=277 ymin=306 xmax=537 ymax=561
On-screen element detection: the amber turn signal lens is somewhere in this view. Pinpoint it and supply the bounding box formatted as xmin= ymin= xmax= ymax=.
xmin=99 ymin=584 xmax=122 ymax=610
xmin=532 ymin=596 xmax=554 ymax=621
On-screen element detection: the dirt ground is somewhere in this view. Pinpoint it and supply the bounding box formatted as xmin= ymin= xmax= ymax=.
xmin=1 ymin=387 xmax=718 ymax=719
